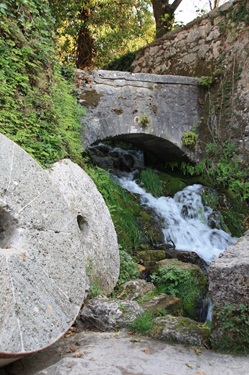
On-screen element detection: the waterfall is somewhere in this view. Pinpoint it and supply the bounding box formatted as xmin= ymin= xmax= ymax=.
xmin=114 ymin=173 xmax=237 ymax=265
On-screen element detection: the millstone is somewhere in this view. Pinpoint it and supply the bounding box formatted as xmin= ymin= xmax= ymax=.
xmin=0 ymin=134 xmax=86 ymax=365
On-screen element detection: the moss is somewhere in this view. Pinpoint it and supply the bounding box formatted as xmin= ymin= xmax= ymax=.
xmin=211 ymin=304 xmax=249 ymax=354
xmin=182 ymin=131 xmax=198 ymax=149
xmin=151 ymin=259 xmax=208 ymax=320
xmin=79 ymin=89 xmax=103 ymax=107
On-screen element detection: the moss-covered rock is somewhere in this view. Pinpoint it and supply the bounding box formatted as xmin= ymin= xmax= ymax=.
xmin=135 ymin=250 xmax=166 ymax=273
xmin=152 ymin=259 xmax=208 ymax=320
xmin=211 ymin=304 xmax=249 ymax=354
xmin=117 ymin=279 xmax=156 ymax=300
xmin=152 ymin=315 xmax=210 ymax=347
xmin=141 ymin=294 xmax=183 ymax=317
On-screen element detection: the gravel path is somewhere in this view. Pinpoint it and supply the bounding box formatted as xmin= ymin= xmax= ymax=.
xmin=3 ymin=329 xmax=249 ymax=375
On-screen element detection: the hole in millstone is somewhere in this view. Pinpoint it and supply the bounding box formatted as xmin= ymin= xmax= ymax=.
xmin=0 ymin=206 xmax=19 ymax=249
xmin=77 ymin=215 xmax=88 ymax=232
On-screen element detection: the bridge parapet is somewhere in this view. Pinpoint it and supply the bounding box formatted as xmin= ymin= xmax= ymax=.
xmin=76 ymin=70 xmax=200 ymax=162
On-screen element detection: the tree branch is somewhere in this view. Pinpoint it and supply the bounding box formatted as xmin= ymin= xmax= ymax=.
xmin=171 ymin=0 xmax=183 ymax=12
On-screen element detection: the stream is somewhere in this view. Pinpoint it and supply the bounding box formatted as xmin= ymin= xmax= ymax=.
xmin=115 ymin=173 xmax=237 ymax=265
xmin=90 ymin=143 xmax=237 ymax=265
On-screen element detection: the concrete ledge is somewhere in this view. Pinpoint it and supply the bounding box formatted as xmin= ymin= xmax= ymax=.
xmin=92 ymin=70 xmax=199 ymax=86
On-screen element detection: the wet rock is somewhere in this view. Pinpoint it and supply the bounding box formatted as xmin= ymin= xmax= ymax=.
xmin=163 ymin=248 xmax=208 ymax=273
xmin=88 ymin=144 xmax=144 ymax=174
xmin=117 ymin=279 xmax=156 ymax=300
xmin=78 ymin=296 xmax=144 ymax=331
xmin=135 ymin=250 xmax=166 ymax=273
xmin=48 ymin=159 xmax=119 ymax=295
xmin=153 ymin=315 xmax=210 ymax=347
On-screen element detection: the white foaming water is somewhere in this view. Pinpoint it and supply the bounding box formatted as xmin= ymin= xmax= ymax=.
xmin=116 ymin=174 xmax=237 ymax=264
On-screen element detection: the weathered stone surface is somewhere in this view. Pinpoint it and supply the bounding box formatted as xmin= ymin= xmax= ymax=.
xmin=209 ymin=230 xmax=249 ymax=308
xmin=48 ymin=159 xmax=119 ymax=295
xmin=76 ymin=70 xmax=200 ymax=163
xmin=0 ymin=134 xmax=85 ymax=363
xmin=5 ymin=330 xmax=249 ymax=375
xmin=131 ymin=0 xmax=249 ymax=161
xmin=153 ymin=315 xmax=209 ymax=347
xmin=209 ymin=230 xmax=249 ymax=351
xmin=117 ymin=279 xmax=156 ymax=300
xmin=78 ymin=296 xmax=143 ymax=331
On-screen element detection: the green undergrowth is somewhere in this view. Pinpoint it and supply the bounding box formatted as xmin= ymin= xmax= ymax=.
xmin=0 ymin=0 xmax=84 ymax=167
xmin=212 ymin=304 xmax=249 ymax=354
xmin=151 ymin=260 xmax=208 ymax=320
xmin=86 ymin=165 xmax=143 ymax=252
xmin=138 ymin=168 xmax=187 ymax=197
xmin=168 ymin=142 xmax=249 ymax=203
xmin=129 ymin=310 xmax=155 ymax=334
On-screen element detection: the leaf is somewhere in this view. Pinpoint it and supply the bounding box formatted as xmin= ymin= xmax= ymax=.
xmin=186 ymin=363 xmax=193 ymax=369
xmin=194 ymin=348 xmax=202 ymax=355
xmin=73 ymin=352 xmax=84 ymax=358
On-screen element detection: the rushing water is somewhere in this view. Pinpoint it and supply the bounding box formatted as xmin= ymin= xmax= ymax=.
xmin=114 ymin=172 xmax=237 ymax=265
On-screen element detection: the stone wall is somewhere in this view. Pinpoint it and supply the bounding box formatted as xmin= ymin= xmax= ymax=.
xmin=76 ymin=70 xmax=200 ymax=163
xmin=132 ymin=0 xmax=249 ymax=159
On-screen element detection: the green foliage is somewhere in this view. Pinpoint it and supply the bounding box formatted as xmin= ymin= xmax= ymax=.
xmin=170 ymin=141 xmax=249 ymax=202
xmin=226 ymin=0 xmax=249 ymax=26
xmin=182 ymin=131 xmax=198 ymax=149
xmin=151 ymin=263 xmax=207 ymax=319
xmin=213 ymin=304 xmax=249 ymax=354
xmin=49 ymin=0 xmax=155 ymax=68
xmin=85 ymin=165 xmax=143 ymax=252
xmin=88 ymin=284 xmax=103 ymax=299
xmin=117 ymin=246 xmax=138 ymax=287
xmin=0 ymin=0 xmax=84 ymax=167
xmin=129 ymin=310 xmax=154 ymax=333
xmin=139 ymin=114 xmax=150 ymax=128
xmin=103 ymin=51 xmax=136 ymax=72
xmin=198 ymin=76 xmax=213 ymax=86
xmin=139 ymin=168 xmax=163 ymax=197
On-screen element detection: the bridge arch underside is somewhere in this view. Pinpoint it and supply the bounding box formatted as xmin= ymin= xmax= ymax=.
xmin=93 ymin=133 xmax=191 ymax=164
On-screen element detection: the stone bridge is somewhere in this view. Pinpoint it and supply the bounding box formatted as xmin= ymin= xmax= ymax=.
xmin=76 ymin=70 xmax=200 ymax=162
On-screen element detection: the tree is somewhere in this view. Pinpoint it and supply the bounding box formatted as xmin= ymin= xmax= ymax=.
xmin=49 ymin=0 xmax=155 ymax=69
xmin=151 ymin=0 xmax=183 ymax=39
xmin=208 ymin=0 xmax=221 ymax=10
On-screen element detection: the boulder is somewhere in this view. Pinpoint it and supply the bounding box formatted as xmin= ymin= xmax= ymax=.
xmin=0 ymin=134 xmax=86 ymax=365
xmin=135 ymin=250 xmax=166 ymax=273
xmin=209 ymin=230 xmax=249 ymax=308
xmin=48 ymin=159 xmax=119 ymax=295
xmin=117 ymin=279 xmax=156 ymax=300
xmin=209 ymin=230 xmax=249 ymax=352
xmin=153 ymin=315 xmax=210 ymax=347
xmin=78 ymin=296 xmax=144 ymax=331
xmin=141 ymin=294 xmax=183 ymax=316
